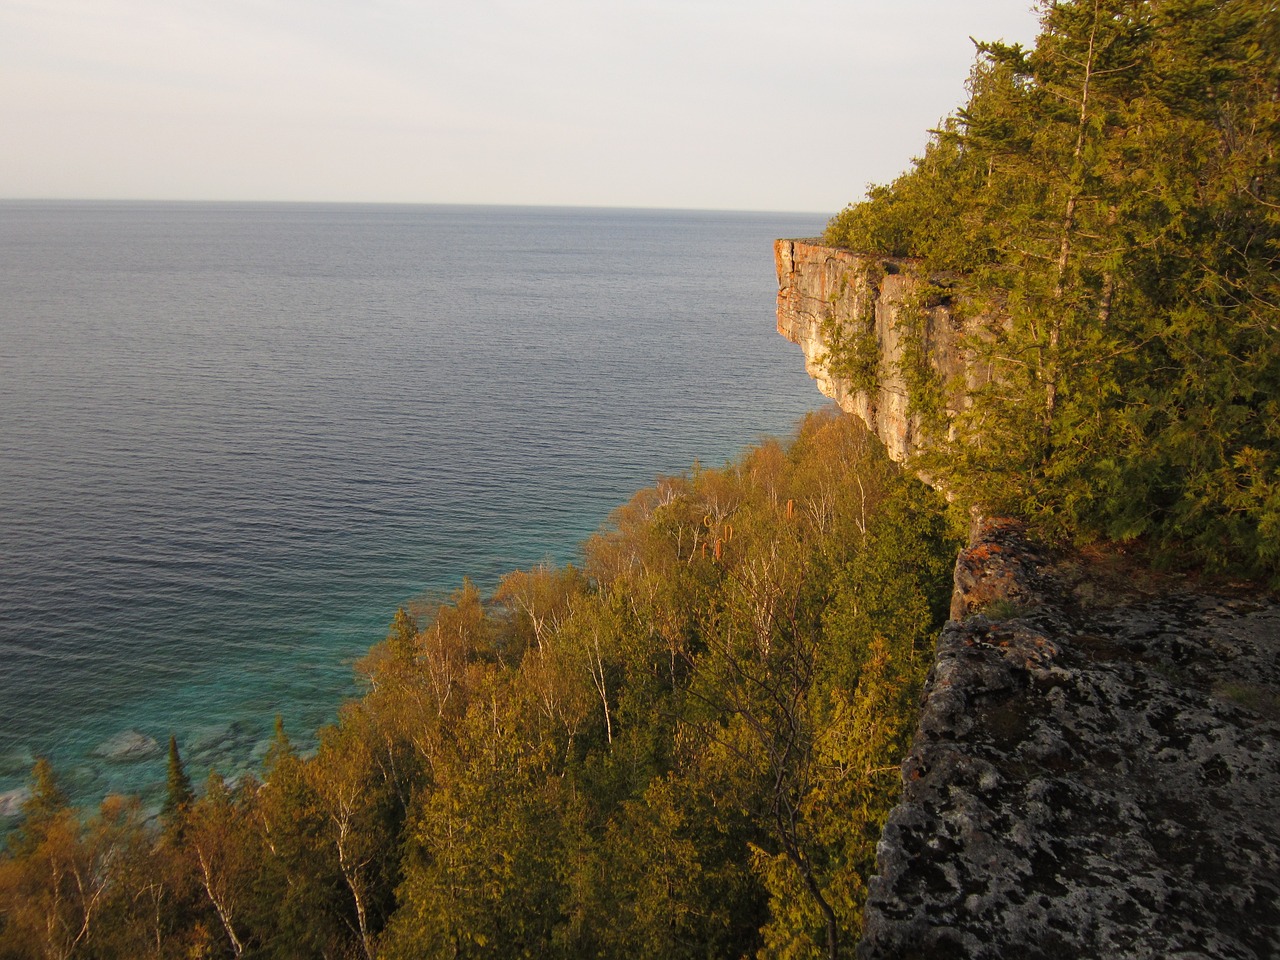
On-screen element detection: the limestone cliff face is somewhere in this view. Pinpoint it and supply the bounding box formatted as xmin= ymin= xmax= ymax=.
xmin=774 ymin=238 xmax=986 ymax=466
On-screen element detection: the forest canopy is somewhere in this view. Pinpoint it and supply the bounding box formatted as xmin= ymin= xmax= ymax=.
xmin=827 ymin=0 xmax=1279 ymax=579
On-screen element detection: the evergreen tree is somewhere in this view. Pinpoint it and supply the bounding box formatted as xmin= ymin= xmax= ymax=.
xmin=386 ymin=606 xmax=418 ymax=662
xmin=826 ymin=0 xmax=1279 ymax=578
xmin=5 ymin=757 xmax=69 ymax=859
xmin=162 ymin=735 xmax=195 ymax=830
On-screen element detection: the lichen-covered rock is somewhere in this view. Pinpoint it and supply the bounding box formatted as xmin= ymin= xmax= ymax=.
xmin=948 ymin=517 xmax=1059 ymax=621
xmin=860 ymin=522 xmax=1280 ymax=960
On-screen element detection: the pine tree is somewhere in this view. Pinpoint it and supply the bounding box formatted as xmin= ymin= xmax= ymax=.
xmin=162 ymin=735 xmax=195 ymax=829
xmin=386 ymin=606 xmax=418 ymax=662
xmin=6 ymin=756 xmax=70 ymax=858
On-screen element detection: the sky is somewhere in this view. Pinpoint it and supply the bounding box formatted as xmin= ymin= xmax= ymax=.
xmin=0 ymin=0 xmax=1041 ymax=212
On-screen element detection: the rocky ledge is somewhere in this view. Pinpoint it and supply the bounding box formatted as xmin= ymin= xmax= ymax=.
xmin=860 ymin=520 xmax=1280 ymax=959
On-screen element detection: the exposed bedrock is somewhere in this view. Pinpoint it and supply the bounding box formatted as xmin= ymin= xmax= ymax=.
xmin=773 ymin=238 xmax=989 ymax=466
xmin=859 ymin=520 xmax=1280 ymax=960
xmin=775 ymin=238 xmax=1280 ymax=958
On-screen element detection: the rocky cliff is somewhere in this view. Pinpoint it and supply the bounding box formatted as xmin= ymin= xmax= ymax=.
xmin=776 ymin=239 xmax=1280 ymax=959
xmin=774 ymin=238 xmax=987 ymax=466
xmin=861 ymin=521 xmax=1280 ymax=959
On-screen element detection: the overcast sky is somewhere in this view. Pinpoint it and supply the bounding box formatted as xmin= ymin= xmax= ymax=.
xmin=0 ymin=1 xmax=1040 ymax=212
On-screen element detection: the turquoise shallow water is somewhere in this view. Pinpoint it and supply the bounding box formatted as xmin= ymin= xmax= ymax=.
xmin=0 ymin=202 xmax=827 ymax=812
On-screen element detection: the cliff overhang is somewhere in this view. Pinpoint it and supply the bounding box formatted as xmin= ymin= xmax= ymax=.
xmin=774 ymin=238 xmax=989 ymax=468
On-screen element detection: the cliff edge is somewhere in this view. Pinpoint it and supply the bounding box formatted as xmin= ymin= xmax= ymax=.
xmin=776 ymin=239 xmax=1280 ymax=958
xmin=861 ymin=521 xmax=1280 ymax=959
xmin=774 ymin=238 xmax=987 ymax=466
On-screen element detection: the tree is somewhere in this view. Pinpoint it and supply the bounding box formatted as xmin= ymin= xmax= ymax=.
xmin=161 ymin=736 xmax=194 ymax=839
xmin=827 ymin=0 xmax=1280 ymax=578
xmin=186 ymin=774 xmax=258 ymax=959
xmin=0 ymin=766 xmax=149 ymax=960
xmin=385 ymin=607 xmax=419 ymax=661
xmin=310 ymin=718 xmax=395 ymax=960
xmin=494 ymin=563 xmax=585 ymax=658
xmin=254 ymin=715 xmax=355 ymax=958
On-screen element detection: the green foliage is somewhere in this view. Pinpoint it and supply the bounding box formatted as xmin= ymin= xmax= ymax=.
xmin=819 ymin=268 xmax=884 ymax=395
xmin=892 ymin=284 xmax=952 ymax=433
xmin=162 ymin=735 xmax=194 ymax=833
xmin=10 ymin=757 xmax=67 ymax=852
xmin=826 ymin=0 xmax=1280 ymax=581
xmin=385 ymin=606 xmax=419 ymax=662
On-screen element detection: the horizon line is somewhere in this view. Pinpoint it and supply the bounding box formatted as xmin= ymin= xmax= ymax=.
xmin=0 ymin=196 xmax=833 ymax=218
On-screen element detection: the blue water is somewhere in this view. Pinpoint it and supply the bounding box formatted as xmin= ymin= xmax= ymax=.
xmin=0 ymin=201 xmax=826 ymax=811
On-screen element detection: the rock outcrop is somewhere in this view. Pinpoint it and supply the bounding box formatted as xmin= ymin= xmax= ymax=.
xmin=776 ymin=237 xmax=1280 ymax=958
xmin=859 ymin=521 xmax=1280 ymax=959
xmin=774 ymin=238 xmax=987 ymax=466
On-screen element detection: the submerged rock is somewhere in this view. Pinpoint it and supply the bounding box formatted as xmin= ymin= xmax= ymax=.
xmin=92 ymin=729 xmax=161 ymax=763
xmin=0 ymin=787 xmax=31 ymax=818
xmin=186 ymin=723 xmax=235 ymax=756
xmin=860 ymin=520 xmax=1280 ymax=960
